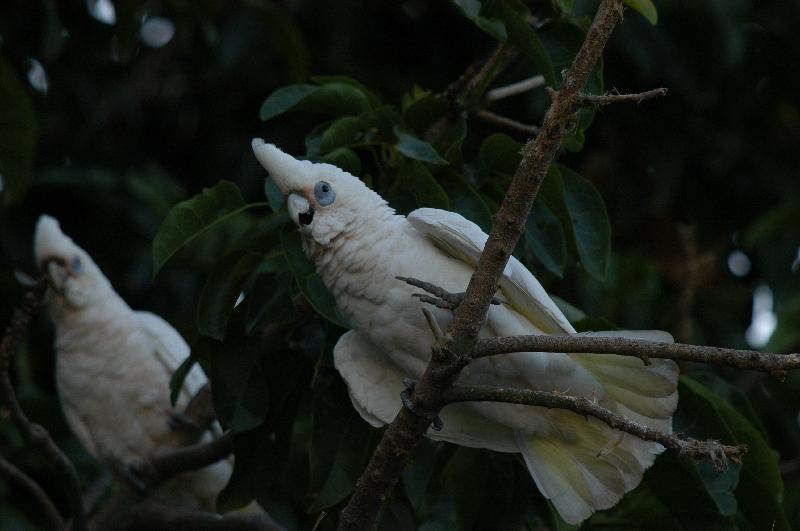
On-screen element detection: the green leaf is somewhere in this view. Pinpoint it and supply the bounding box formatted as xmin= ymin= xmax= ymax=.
xmin=401 ymin=160 xmax=449 ymax=210
xmin=168 ymin=355 xmax=197 ymax=407
xmin=680 ymin=377 xmax=789 ymax=530
xmin=208 ymin=332 xmax=269 ymax=433
xmin=197 ymin=251 xmax=263 ymax=340
xmin=555 ymin=0 xmax=574 ymax=14
xmin=281 ymin=227 xmax=349 ymax=328
xmin=525 ymin=200 xmax=566 ymax=277
xmin=560 ymin=166 xmax=611 ymax=279
xmin=438 ymin=170 xmax=493 ymax=231
xmin=298 ymin=82 xmax=372 ymax=116
xmin=263 ymin=178 xmax=284 ymax=211
xmin=625 ymin=0 xmax=658 ymax=25
xmin=0 ymin=58 xmax=38 ymax=205
xmin=310 ymin=74 xmax=380 ymax=107
xmin=260 ymin=82 xmax=371 ymax=122
xmin=320 ymin=115 xmax=365 ymax=153
xmin=320 ymin=147 xmax=362 ymax=175
xmin=395 ymin=130 xmax=448 ymax=165
xmin=451 ymin=0 xmax=508 ymax=41
xmin=479 ymin=133 xmax=523 ymax=175
xmin=488 ymin=2 xmax=556 ymax=86
xmin=308 ymin=380 xmax=378 ymax=512
xmin=259 ymin=84 xmax=319 ymax=121
xmin=152 ymin=181 xmax=266 ymax=276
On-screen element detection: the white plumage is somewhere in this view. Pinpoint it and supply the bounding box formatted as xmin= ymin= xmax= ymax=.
xmin=34 ymin=215 xmax=230 ymax=509
xmin=251 ymin=140 xmax=679 ymax=524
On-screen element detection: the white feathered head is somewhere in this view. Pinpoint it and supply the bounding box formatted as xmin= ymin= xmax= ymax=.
xmin=251 ymin=139 xmax=390 ymax=246
xmin=34 ymin=215 xmax=113 ymax=309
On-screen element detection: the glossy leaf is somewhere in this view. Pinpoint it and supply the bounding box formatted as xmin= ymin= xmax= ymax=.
xmin=260 ymin=82 xmax=371 ymax=122
xmin=625 ymin=0 xmax=658 ymax=25
xmin=488 ymin=2 xmax=556 ymax=86
xmin=168 ymin=354 xmax=197 ymax=407
xmin=209 ymin=331 xmax=269 ymax=433
xmin=308 ymin=380 xmax=378 ymax=512
xmin=526 ymin=201 xmax=566 ymax=277
xmin=259 ymin=83 xmax=318 ymax=121
xmin=680 ymin=377 xmax=789 ymax=530
xmin=281 ymin=226 xmax=349 ymax=328
xmin=451 ymin=0 xmax=508 ymax=41
xmin=479 ymin=133 xmax=523 ymax=176
xmin=438 ymin=170 xmax=493 ymax=231
xmin=320 ymin=147 xmax=362 ymax=175
xmin=197 ymin=250 xmax=263 ymax=340
xmin=560 ymin=166 xmax=611 ymax=279
xmin=152 ymin=181 xmax=265 ymax=276
xmin=401 ymin=160 xmax=449 ymax=210
xmin=0 ymin=58 xmax=37 ymax=205
xmin=395 ymin=130 xmax=448 ymax=165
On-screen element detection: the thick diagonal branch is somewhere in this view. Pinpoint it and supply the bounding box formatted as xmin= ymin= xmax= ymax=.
xmin=0 ymin=280 xmax=86 ymax=530
xmin=338 ymin=2 xmax=626 ymax=529
xmin=444 ymin=385 xmax=747 ymax=470
xmin=472 ymin=335 xmax=800 ymax=379
xmin=0 ymin=455 xmax=65 ymax=529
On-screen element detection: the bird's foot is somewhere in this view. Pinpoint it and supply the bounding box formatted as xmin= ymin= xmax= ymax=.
xmin=167 ymin=411 xmax=199 ymax=433
xmin=396 ymin=276 xmax=505 ymax=311
xmin=400 ymin=378 xmax=444 ymax=431
xmin=123 ymin=457 xmax=154 ymax=492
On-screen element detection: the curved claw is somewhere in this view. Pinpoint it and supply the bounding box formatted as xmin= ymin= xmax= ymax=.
xmin=400 ymin=378 xmax=444 ymax=432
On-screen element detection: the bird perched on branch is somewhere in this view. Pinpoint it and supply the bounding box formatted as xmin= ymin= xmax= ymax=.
xmin=34 ymin=215 xmax=230 ymax=509
xmin=252 ymin=140 xmax=680 ymax=524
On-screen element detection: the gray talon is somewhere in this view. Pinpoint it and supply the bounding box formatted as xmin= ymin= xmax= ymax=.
xmin=400 ymin=378 xmax=444 ymax=432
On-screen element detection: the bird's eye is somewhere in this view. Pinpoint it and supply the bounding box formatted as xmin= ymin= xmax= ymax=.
xmin=314 ymin=181 xmax=335 ymax=207
xmin=71 ymin=256 xmax=83 ymax=274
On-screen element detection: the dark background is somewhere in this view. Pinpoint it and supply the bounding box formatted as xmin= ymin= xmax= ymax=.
xmin=1 ymin=0 xmax=798 ymax=529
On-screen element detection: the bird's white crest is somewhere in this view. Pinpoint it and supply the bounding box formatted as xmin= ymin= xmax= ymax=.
xmin=34 ymin=214 xmax=112 ymax=309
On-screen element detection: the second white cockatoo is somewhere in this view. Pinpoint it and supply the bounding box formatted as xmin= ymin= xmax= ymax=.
xmin=252 ymin=139 xmax=680 ymax=524
xmin=34 ymin=215 xmax=230 ymax=509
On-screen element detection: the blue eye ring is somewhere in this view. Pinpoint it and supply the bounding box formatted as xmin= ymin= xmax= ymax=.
xmin=71 ymin=255 xmax=83 ymax=274
xmin=314 ymin=181 xmax=335 ymax=207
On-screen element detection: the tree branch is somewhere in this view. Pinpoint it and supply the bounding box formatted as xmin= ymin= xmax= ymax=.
xmin=485 ymin=75 xmax=546 ymax=102
xmin=0 ymin=279 xmax=87 ymax=530
xmin=443 ymin=385 xmax=747 ymax=470
xmin=580 ymin=87 xmax=668 ymax=106
xmin=0 ymin=455 xmax=65 ymax=529
xmin=472 ymin=109 xmax=539 ymax=136
xmin=471 ymin=334 xmax=800 ymax=378
xmin=90 ymin=498 xmax=285 ymax=531
xmin=338 ymin=2 xmax=626 ymax=529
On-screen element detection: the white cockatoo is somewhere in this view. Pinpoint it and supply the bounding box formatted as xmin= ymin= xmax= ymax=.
xmin=34 ymin=215 xmax=230 ymax=509
xmin=252 ymin=140 xmax=680 ymax=524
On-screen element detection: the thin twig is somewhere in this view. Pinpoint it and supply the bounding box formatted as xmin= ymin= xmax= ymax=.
xmin=443 ymin=385 xmax=747 ymax=470
xmin=471 ymin=335 xmax=800 ymax=379
xmin=486 ymin=75 xmax=546 ymax=102
xmin=580 ymin=87 xmax=668 ymax=106
xmin=472 ymin=109 xmax=539 ymax=135
xmin=0 ymin=279 xmax=86 ymax=530
xmin=338 ymin=2 xmax=627 ymax=529
xmin=0 ymin=455 xmax=65 ymax=529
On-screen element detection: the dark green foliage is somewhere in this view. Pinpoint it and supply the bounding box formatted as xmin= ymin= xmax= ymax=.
xmin=1 ymin=0 xmax=799 ymax=529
